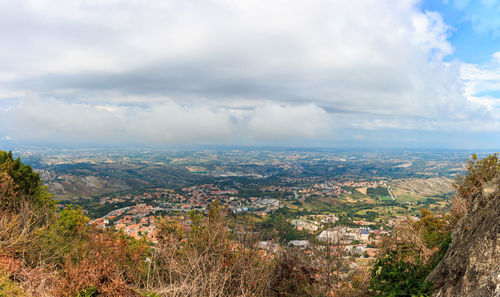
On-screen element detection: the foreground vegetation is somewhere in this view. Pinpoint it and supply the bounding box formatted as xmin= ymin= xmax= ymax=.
xmin=0 ymin=150 xmax=497 ymax=296
xmin=0 ymin=150 xmax=354 ymax=296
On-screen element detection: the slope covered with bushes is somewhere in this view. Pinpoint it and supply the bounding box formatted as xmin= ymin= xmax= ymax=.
xmin=0 ymin=150 xmax=150 ymax=296
xmin=1 ymin=150 xmax=498 ymax=296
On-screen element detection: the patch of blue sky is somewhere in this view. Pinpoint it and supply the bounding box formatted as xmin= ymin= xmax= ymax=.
xmin=420 ymin=0 xmax=500 ymax=64
xmin=474 ymin=90 xmax=500 ymax=98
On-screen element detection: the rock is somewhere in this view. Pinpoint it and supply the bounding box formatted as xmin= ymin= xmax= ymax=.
xmin=427 ymin=177 xmax=500 ymax=297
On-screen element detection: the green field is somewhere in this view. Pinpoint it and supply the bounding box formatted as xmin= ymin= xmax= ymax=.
xmin=379 ymin=195 xmax=392 ymax=201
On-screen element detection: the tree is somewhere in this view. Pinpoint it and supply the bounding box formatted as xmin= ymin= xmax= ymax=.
xmin=0 ymin=150 xmax=54 ymax=212
xmin=413 ymin=209 xmax=450 ymax=249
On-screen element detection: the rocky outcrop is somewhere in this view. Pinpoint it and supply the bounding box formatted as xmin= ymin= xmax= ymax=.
xmin=427 ymin=177 xmax=500 ymax=297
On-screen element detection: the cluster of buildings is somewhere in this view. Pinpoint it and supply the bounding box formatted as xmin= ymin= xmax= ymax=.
xmin=87 ymin=177 xmax=393 ymax=248
xmin=230 ymin=198 xmax=281 ymax=213
xmin=91 ymin=203 xmax=162 ymax=242
xmin=260 ymin=178 xmax=389 ymax=200
xmin=255 ymin=226 xmax=388 ymax=264
xmin=296 ymin=183 xmax=350 ymax=199
xmin=99 ymin=191 xmax=158 ymax=205
xmin=158 ymin=184 xmax=241 ymax=210
xmin=282 ymin=214 xmax=390 ymax=260
xmin=387 ymin=215 xmax=420 ymax=227
xmin=291 ymin=214 xmax=341 ymax=231
xmin=260 ymin=185 xmax=295 ymax=192
xmin=89 ymin=184 xmax=285 ymax=241
xmin=280 ymin=226 xmax=389 ymax=258
xmin=338 ymin=180 xmax=386 ymax=188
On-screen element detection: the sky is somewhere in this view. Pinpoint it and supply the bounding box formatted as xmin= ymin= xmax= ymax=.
xmin=0 ymin=0 xmax=500 ymax=149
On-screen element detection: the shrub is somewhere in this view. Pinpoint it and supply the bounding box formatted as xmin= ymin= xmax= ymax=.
xmin=0 ymin=152 xmax=154 ymax=296
xmin=413 ymin=209 xmax=451 ymax=250
xmin=56 ymin=229 xmax=149 ymax=297
xmin=0 ymin=203 xmax=50 ymax=255
xmin=271 ymin=249 xmax=319 ymax=297
xmin=455 ymin=153 xmax=500 ymax=199
xmin=23 ymin=205 xmax=90 ymax=268
xmin=452 ymin=153 xmax=500 ymax=221
xmin=370 ymin=250 xmax=432 ymax=297
xmin=369 ymin=209 xmax=452 ymax=297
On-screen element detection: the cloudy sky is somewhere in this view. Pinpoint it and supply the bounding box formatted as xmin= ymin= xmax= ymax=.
xmin=1 ymin=0 xmax=500 ymax=149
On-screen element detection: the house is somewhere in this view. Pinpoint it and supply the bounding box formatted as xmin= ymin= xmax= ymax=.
xmin=360 ymin=229 xmax=370 ymax=242
xmin=291 ymin=219 xmax=318 ymax=231
xmin=317 ymin=227 xmax=360 ymax=244
xmin=289 ymin=240 xmax=310 ymax=249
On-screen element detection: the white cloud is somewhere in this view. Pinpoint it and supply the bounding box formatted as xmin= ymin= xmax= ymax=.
xmin=411 ymin=10 xmax=453 ymax=60
xmin=0 ymin=0 xmax=497 ymax=145
xmin=245 ymin=103 xmax=332 ymax=140
xmin=461 ymin=52 xmax=500 ymax=114
xmin=0 ymin=98 xmax=331 ymax=143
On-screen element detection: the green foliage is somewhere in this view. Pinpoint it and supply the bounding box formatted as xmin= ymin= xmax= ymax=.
xmin=455 ymin=153 xmax=500 ymax=199
xmin=141 ymin=291 xmax=161 ymax=297
xmin=57 ymin=205 xmax=90 ymax=236
xmin=370 ymin=209 xmax=452 ymax=297
xmin=76 ymin=286 xmax=98 ymax=297
xmin=0 ymin=151 xmax=89 ymax=269
xmin=364 ymin=210 xmax=378 ymax=221
xmin=0 ymin=150 xmax=55 ymax=212
xmin=415 ymin=209 xmax=450 ymax=249
xmin=0 ymin=270 xmax=25 ymax=297
xmin=257 ymin=213 xmax=312 ymax=243
xmin=367 ymin=186 xmax=390 ymax=197
xmin=427 ymin=233 xmax=452 ymax=272
xmin=370 ymin=250 xmax=433 ymax=297
xmin=26 ymin=205 xmax=89 ymax=267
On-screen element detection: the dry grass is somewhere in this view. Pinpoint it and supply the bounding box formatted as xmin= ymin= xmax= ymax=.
xmin=147 ymin=206 xmax=275 ymax=297
xmin=54 ymin=228 xmax=149 ymax=297
xmin=0 ymin=253 xmax=59 ymax=297
xmin=145 ymin=204 xmax=362 ymax=297
xmin=450 ymin=194 xmax=468 ymax=224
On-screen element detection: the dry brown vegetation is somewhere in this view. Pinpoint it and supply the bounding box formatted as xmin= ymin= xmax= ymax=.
xmin=4 ymin=150 xmax=495 ymax=296
xmin=148 ymin=204 xmax=274 ymax=296
xmin=451 ymin=153 xmax=500 ymax=223
xmin=146 ymin=203 xmax=358 ymax=297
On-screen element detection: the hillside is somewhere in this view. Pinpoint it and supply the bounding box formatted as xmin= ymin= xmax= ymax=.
xmin=44 ymin=163 xmax=210 ymax=199
xmin=391 ymin=177 xmax=455 ymax=197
